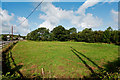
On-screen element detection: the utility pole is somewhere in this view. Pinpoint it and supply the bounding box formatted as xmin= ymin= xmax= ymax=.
xmin=12 ymin=26 xmax=13 ymax=41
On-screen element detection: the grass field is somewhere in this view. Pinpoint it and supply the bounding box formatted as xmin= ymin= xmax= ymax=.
xmin=11 ymin=41 xmax=118 ymax=78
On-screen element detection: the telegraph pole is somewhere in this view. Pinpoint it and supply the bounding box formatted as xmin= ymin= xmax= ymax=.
xmin=12 ymin=26 xmax=13 ymax=41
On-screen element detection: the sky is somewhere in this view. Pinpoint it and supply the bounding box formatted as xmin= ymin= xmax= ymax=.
xmin=0 ymin=0 xmax=119 ymax=36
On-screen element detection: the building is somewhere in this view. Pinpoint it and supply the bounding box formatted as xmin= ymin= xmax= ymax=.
xmin=7 ymin=35 xmax=10 ymax=41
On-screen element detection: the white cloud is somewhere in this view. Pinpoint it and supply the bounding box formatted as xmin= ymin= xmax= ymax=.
xmin=0 ymin=8 xmax=14 ymax=24
xmin=109 ymin=0 xmax=116 ymax=2
xmin=76 ymin=0 xmax=117 ymax=15
xmin=0 ymin=7 xmax=14 ymax=33
xmin=104 ymin=0 xmax=118 ymax=2
xmin=28 ymin=0 xmax=120 ymax=2
xmin=39 ymin=21 xmax=55 ymax=30
xmin=33 ymin=0 xmax=60 ymax=2
xmin=2 ymin=0 xmax=119 ymax=2
xmin=0 ymin=7 xmax=30 ymax=36
xmin=36 ymin=0 xmax=119 ymax=31
xmin=111 ymin=9 xmax=118 ymax=22
xmin=17 ymin=17 xmax=29 ymax=27
xmin=38 ymin=2 xmax=102 ymax=30
xmin=76 ymin=0 xmax=101 ymax=15
xmin=73 ymin=13 xmax=102 ymax=28
xmin=16 ymin=17 xmax=30 ymax=35
xmin=13 ymin=25 xmax=30 ymax=36
xmin=38 ymin=3 xmax=74 ymax=30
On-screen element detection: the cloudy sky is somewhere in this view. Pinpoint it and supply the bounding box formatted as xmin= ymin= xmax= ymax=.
xmin=0 ymin=0 xmax=119 ymax=36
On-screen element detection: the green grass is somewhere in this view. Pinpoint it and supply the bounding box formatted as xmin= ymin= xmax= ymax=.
xmin=11 ymin=41 xmax=118 ymax=78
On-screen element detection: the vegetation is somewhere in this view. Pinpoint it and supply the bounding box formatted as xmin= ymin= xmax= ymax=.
xmin=2 ymin=41 xmax=22 ymax=80
xmin=11 ymin=41 xmax=119 ymax=78
xmin=2 ymin=25 xmax=119 ymax=79
xmin=27 ymin=25 xmax=120 ymax=45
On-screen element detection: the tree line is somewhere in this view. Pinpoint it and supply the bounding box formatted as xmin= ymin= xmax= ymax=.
xmin=27 ymin=25 xmax=120 ymax=45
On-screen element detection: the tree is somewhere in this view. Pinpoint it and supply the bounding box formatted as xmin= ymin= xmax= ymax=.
xmin=2 ymin=35 xmax=7 ymax=41
xmin=18 ymin=34 xmax=21 ymax=37
xmin=93 ymin=30 xmax=103 ymax=42
xmin=69 ymin=27 xmax=77 ymax=41
xmin=79 ymin=28 xmax=94 ymax=43
xmin=76 ymin=32 xmax=82 ymax=42
xmin=37 ymin=27 xmax=49 ymax=41
xmin=110 ymin=30 xmax=119 ymax=44
xmin=27 ymin=27 xmax=49 ymax=41
xmin=26 ymin=25 xmax=119 ymax=45
xmin=103 ymin=27 xmax=113 ymax=43
xmin=51 ymin=25 xmax=70 ymax=41
xmin=69 ymin=27 xmax=77 ymax=34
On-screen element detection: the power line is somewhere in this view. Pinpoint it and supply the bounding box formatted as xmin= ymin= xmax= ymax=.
xmin=17 ymin=0 xmax=44 ymax=27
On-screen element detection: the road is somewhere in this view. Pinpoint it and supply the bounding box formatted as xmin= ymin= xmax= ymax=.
xmin=0 ymin=41 xmax=13 ymax=49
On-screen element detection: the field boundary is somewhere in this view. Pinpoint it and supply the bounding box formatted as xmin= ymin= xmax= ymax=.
xmin=2 ymin=41 xmax=24 ymax=79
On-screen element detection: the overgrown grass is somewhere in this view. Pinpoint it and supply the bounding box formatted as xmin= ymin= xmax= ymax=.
xmin=11 ymin=41 xmax=118 ymax=78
